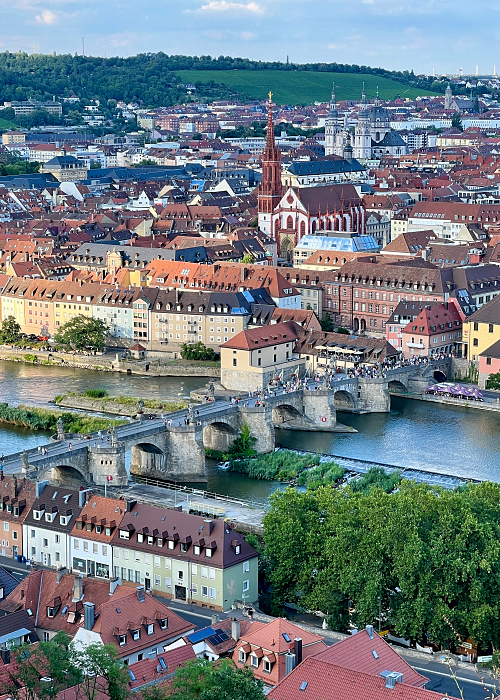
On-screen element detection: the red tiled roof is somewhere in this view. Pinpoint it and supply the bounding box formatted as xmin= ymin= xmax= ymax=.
xmin=270 ymin=657 xmax=461 ymax=700
xmin=314 ymin=629 xmax=427 ymax=687
xmin=221 ymin=321 xmax=302 ymax=351
xmin=92 ymin=589 xmax=193 ymax=655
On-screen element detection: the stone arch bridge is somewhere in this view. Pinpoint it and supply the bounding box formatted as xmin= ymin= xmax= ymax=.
xmin=3 ymin=360 xmax=450 ymax=486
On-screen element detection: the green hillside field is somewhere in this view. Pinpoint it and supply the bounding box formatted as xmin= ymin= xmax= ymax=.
xmin=0 ymin=117 xmax=19 ymax=132
xmin=177 ymin=69 xmax=438 ymax=105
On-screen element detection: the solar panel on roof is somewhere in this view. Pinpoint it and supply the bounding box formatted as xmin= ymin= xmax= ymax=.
xmin=283 ymin=633 xmax=291 ymax=642
xmin=187 ymin=627 xmax=216 ymax=644
xmin=158 ymin=656 xmax=167 ymax=671
xmin=128 ymin=670 xmax=137 ymax=682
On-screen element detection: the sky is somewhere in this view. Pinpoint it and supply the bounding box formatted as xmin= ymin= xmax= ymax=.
xmin=0 ymin=0 xmax=497 ymax=76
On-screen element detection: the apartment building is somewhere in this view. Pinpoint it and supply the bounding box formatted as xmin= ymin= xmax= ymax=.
xmin=69 ymin=495 xmax=126 ymax=580
xmin=22 ymin=484 xmax=83 ymax=568
xmin=110 ymin=501 xmax=258 ymax=612
xmin=0 ymin=477 xmax=37 ymax=559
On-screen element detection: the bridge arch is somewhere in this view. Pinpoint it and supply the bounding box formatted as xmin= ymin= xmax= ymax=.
xmin=433 ymin=370 xmax=447 ymax=383
xmin=130 ymin=442 xmax=166 ymax=475
xmin=333 ymin=389 xmax=357 ymax=411
xmin=388 ymin=379 xmax=408 ymax=394
xmin=39 ymin=464 xmax=89 ymax=487
xmin=272 ymin=403 xmax=303 ymax=427
xmin=203 ymin=421 xmax=238 ymax=453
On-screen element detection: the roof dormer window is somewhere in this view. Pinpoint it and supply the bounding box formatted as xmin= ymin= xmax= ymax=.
xmin=131 ymin=628 xmax=140 ymax=641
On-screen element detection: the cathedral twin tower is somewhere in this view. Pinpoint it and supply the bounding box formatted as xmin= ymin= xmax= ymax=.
xmin=325 ymin=84 xmax=406 ymax=160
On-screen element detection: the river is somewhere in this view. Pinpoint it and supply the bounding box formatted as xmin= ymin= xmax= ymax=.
xmin=0 ymin=362 xmax=498 ymax=502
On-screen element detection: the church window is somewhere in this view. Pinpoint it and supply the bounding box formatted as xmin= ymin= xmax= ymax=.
xmin=300 ymin=221 xmax=306 ymax=237
xmin=287 ymin=215 xmax=294 ymax=230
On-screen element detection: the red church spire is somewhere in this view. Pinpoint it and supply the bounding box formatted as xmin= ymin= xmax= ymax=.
xmin=258 ymin=92 xmax=283 ymax=237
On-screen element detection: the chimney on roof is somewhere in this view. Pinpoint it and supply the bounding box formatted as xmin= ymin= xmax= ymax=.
xmin=422 ymin=248 xmax=429 ymax=261
xmin=83 ymin=602 xmax=95 ymax=631
xmin=136 ymin=586 xmax=146 ymax=603
xmin=11 ymin=477 xmax=17 ymax=500
xmin=231 ymin=618 xmax=240 ymax=642
xmin=109 ymin=578 xmax=120 ymax=596
xmin=294 ymin=638 xmax=303 ymax=665
xmin=35 ymin=480 xmax=48 ymax=498
xmin=127 ymin=499 xmax=137 ymax=513
xmin=366 ymin=624 xmax=374 ymax=639
xmin=73 ymin=575 xmax=83 ymax=601
xmin=1 ymin=649 xmax=11 ymax=665
xmin=56 ymin=567 xmax=67 ymax=583
xmin=385 ymin=672 xmax=403 ymax=689
xmin=285 ymin=652 xmax=296 ymax=676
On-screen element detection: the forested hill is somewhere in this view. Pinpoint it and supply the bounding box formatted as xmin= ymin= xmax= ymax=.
xmin=0 ymin=51 xmax=443 ymax=107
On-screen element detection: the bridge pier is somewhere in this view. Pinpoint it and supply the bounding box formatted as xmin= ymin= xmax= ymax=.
xmin=357 ymin=378 xmax=391 ymax=413
xmin=166 ymin=425 xmax=206 ymax=482
xmin=88 ymin=443 xmax=128 ymax=487
xmin=241 ymin=406 xmax=276 ymax=454
xmin=302 ymin=389 xmax=337 ymax=428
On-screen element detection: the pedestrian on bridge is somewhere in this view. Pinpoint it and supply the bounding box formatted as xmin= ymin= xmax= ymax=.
xmin=68 ymin=442 xmax=72 ymax=451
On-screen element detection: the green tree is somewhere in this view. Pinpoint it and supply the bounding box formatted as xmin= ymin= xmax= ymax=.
xmin=263 ymin=481 xmax=500 ymax=648
xmin=0 ymin=315 xmax=21 ymax=344
xmin=336 ymin=326 xmax=350 ymax=334
xmin=8 ymin=632 xmax=83 ymax=700
xmin=77 ymin=643 xmax=130 ymax=700
xmin=180 ymin=341 xmax=219 ymax=362
xmin=171 ymin=658 xmax=266 ymax=700
xmin=54 ymin=315 xmax=109 ymax=351
xmin=487 ymin=372 xmax=500 ymax=390
xmin=451 ymin=112 xmax=463 ymax=131
xmin=242 ymin=253 xmax=255 ymax=264
xmin=320 ymin=312 xmax=334 ymax=332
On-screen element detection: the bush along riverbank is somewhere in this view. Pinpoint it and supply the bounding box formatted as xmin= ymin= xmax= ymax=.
xmin=207 ymin=425 xmax=404 ymax=491
xmin=0 ymin=403 xmax=127 ymax=434
xmin=54 ymin=389 xmax=188 ymax=416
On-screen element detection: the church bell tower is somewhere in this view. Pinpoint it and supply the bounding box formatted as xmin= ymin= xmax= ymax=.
xmin=258 ymin=92 xmax=283 ymax=237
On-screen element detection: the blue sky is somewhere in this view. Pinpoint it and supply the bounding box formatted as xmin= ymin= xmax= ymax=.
xmin=0 ymin=0 xmax=496 ymax=76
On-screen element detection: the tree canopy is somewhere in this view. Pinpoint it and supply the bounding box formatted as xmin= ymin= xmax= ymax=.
xmin=54 ymin=315 xmax=109 ymax=351
xmin=180 ymin=341 xmax=219 ymax=362
xmin=7 ymin=633 xmax=128 ymax=700
xmin=0 ymin=315 xmax=21 ymax=343
xmin=170 ymin=658 xmax=266 ymax=700
xmin=0 ymin=51 xmax=443 ymax=109
xmin=262 ymin=481 xmax=500 ymax=649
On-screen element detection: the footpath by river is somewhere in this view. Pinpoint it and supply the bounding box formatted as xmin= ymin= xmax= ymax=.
xmin=0 ymin=361 xmax=499 ymax=502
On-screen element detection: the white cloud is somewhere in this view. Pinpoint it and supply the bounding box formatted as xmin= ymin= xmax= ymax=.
xmin=194 ymin=0 xmax=263 ymax=12
xmin=35 ymin=8 xmax=58 ymax=23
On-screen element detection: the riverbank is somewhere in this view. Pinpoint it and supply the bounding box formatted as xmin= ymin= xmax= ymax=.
xmin=54 ymin=392 xmax=188 ymax=417
xmin=0 ymin=346 xmax=221 ymax=378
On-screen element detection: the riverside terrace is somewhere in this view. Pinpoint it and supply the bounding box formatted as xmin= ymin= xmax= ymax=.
xmin=0 ymin=359 xmax=451 ymax=488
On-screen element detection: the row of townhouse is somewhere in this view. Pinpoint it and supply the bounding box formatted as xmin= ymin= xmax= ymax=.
xmin=0 ymin=276 xmax=274 ymax=352
xmin=0 ymin=478 xmax=258 ymax=613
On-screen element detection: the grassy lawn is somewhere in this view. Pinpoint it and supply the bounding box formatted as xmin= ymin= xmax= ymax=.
xmin=0 ymin=117 xmax=20 ymax=131
xmin=176 ymin=69 xmax=438 ymax=105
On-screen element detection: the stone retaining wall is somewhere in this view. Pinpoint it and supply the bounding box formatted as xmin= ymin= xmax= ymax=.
xmin=0 ymin=347 xmax=220 ymax=378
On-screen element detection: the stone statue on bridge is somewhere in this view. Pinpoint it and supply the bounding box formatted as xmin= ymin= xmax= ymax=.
xmin=56 ymin=417 xmax=64 ymax=439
